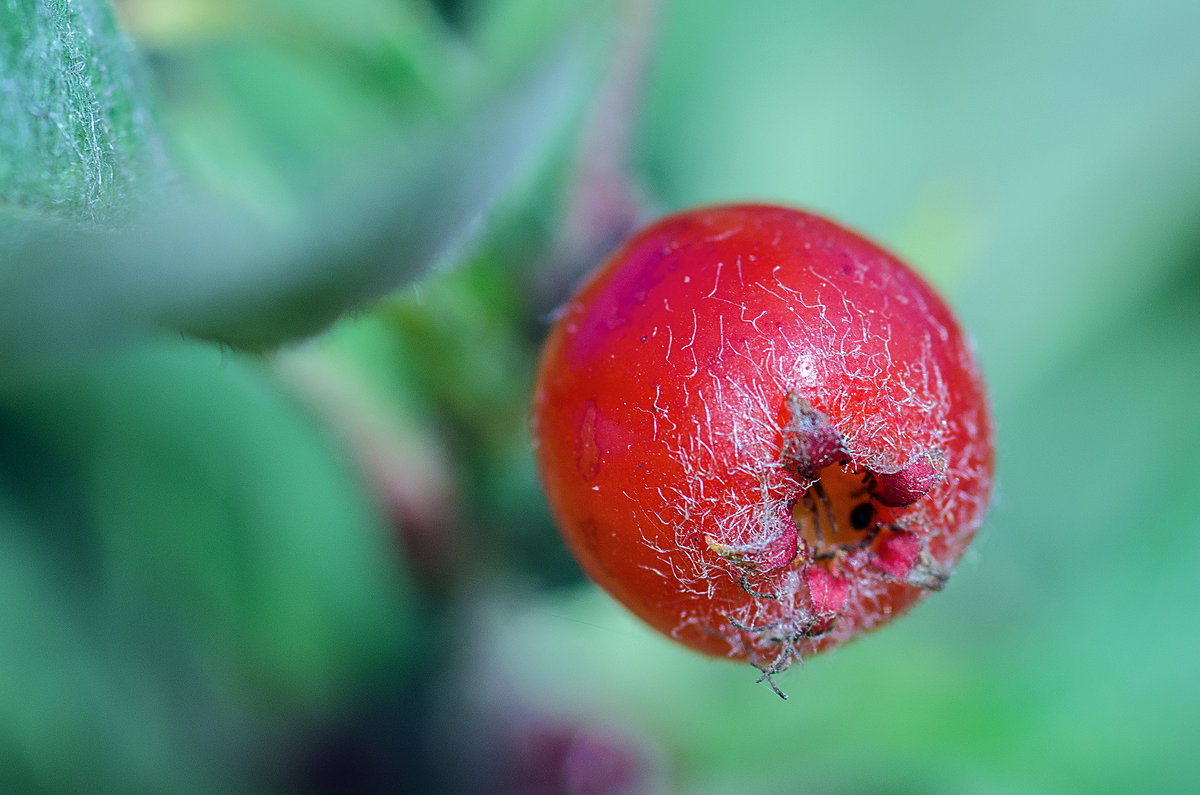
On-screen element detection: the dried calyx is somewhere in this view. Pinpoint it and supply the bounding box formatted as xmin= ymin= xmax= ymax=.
xmin=709 ymin=393 xmax=947 ymax=589
xmin=780 ymin=393 xmax=843 ymax=476
xmin=872 ymin=451 xmax=946 ymax=507
xmin=778 ymin=395 xmax=949 ymax=596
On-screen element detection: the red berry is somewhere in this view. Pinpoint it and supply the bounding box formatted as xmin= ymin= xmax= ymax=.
xmin=532 ymin=204 xmax=993 ymax=694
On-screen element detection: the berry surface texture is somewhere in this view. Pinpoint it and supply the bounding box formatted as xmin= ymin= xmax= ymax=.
xmin=532 ymin=204 xmax=993 ymax=694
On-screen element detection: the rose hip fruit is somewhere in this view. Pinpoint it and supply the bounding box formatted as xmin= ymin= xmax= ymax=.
xmin=532 ymin=204 xmax=993 ymax=694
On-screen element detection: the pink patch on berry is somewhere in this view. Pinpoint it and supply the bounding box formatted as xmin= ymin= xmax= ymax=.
xmin=805 ymin=566 xmax=850 ymax=616
xmin=870 ymin=530 xmax=922 ymax=579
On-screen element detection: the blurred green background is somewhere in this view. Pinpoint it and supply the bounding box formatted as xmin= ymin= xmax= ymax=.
xmin=2 ymin=0 xmax=1198 ymax=791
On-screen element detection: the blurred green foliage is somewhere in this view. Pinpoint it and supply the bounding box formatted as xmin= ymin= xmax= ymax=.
xmin=0 ymin=339 xmax=417 ymax=791
xmin=2 ymin=0 xmax=1198 ymax=791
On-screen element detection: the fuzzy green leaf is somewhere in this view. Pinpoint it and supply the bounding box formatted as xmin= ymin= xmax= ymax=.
xmin=0 ymin=0 xmax=164 ymax=224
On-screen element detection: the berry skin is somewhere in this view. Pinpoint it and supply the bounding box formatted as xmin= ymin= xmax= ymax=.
xmin=532 ymin=204 xmax=993 ymax=693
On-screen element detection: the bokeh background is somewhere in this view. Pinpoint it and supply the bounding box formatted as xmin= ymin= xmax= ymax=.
xmin=3 ymin=0 xmax=1199 ymax=791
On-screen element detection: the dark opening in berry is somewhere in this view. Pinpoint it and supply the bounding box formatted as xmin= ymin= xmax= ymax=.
xmin=849 ymin=501 xmax=875 ymax=531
